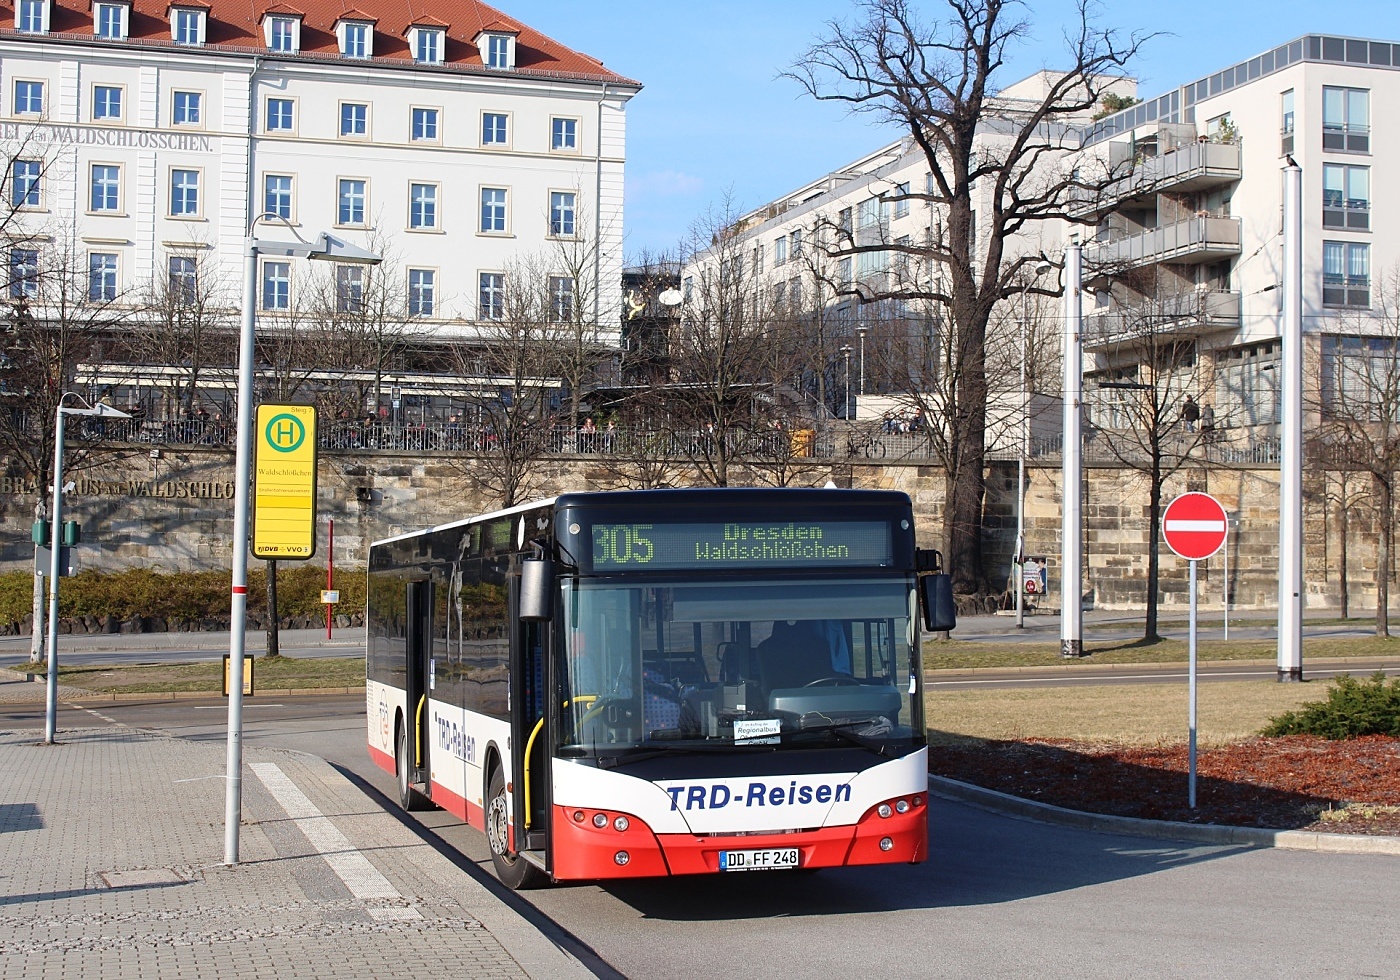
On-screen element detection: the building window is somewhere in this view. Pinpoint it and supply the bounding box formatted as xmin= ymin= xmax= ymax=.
xmin=16 ymin=0 xmax=44 ymax=33
xmin=549 ymin=276 xmax=574 ymax=322
xmin=340 ymin=103 xmax=368 ymax=138
xmin=893 ymin=181 xmax=911 ymax=219
xmin=479 ymin=272 xmax=505 ymax=319
xmin=411 ymin=107 xmax=438 ymax=141
xmin=789 ymin=277 xmax=802 ymax=309
xmin=170 ymin=169 xmax=199 ymax=217
xmin=93 ymin=85 xmax=122 ymax=121
xmin=484 ymin=34 xmax=512 ymax=69
xmin=263 ymin=174 xmax=293 ymax=220
xmin=90 ymin=164 xmax=120 ymax=212
xmin=172 ymin=8 xmax=203 ymax=45
xmin=14 ymin=80 xmax=44 ymax=116
xmin=413 ymin=28 xmax=442 ymax=65
xmin=88 ymin=252 xmax=118 ymax=302
xmin=1214 ymin=343 xmax=1280 ymax=427
xmin=340 ymin=21 xmax=370 ymax=59
xmin=838 ymin=208 xmax=852 ymax=235
xmin=407 ymin=269 xmax=435 ymax=317
xmin=1323 ymin=164 xmax=1369 ymax=230
xmin=482 ymin=112 xmax=508 ymax=146
xmin=790 ymin=227 xmax=803 ymax=257
xmin=168 ymin=255 xmax=197 ymax=306
xmin=266 ymin=98 xmax=294 ymax=132
xmin=173 ymin=91 xmax=201 ymax=125
xmin=479 ymin=187 xmax=507 ymax=233
xmin=267 ymin=15 xmax=297 ymax=52
xmin=262 ymin=261 xmax=291 ymax=310
xmin=1323 ymin=86 xmax=1369 ymax=153
xmin=409 ymin=183 xmax=438 ymax=229
xmin=774 ymin=236 xmax=788 ymax=266
xmin=94 ymin=2 xmax=125 ymax=39
xmin=549 ymin=191 xmax=575 ymax=237
xmin=335 ymin=265 xmax=364 ymax=313
xmin=1322 ymin=336 xmax=1400 ymax=420
xmin=1281 ymin=89 xmax=1295 ymax=155
xmin=9 ymin=248 xmax=38 ymax=299
xmin=11 ymin=160 xmax=40 ymax=208
xmin=837 ymin=256 xmax=852 ymax=288
xmin=551 ymin=117 xmax=577 ymax=151
xmin=1323 ymin=241 xmax=1370 ymax=308
xmin=338 ymin=178 xmax=366 ymax=225
xmin=752 ymin=244 xmax=764 ymax=276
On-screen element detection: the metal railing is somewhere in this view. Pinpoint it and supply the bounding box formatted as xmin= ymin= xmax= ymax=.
xmin=1087 ymin=216 xmax=1241 ymax=268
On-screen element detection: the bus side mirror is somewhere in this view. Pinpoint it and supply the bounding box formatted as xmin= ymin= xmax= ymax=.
xmin=916 ymin=549 xmax=955 ymax=632
xmin=519 ymin=557 xmax=556 ymax=621
xmin=920 ymin=573 xmax=956 ymax=632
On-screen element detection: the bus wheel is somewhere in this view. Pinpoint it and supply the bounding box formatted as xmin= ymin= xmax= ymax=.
xmin=486 ymin=767 xmax=548 ymax=890
xmin=395 ymin=721 xmax=431 ymax=812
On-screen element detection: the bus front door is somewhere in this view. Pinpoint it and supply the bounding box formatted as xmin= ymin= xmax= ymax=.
xmin=508 ymin=579 xmax=550 ymax=856
xmin=401 ymin=579 xmax=434 ymax=809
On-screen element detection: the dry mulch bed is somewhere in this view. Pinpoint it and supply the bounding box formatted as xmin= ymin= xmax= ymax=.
xmin=930 ymin=735 xmax=1400 ymax=835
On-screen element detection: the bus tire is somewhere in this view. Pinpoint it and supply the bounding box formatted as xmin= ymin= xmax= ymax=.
xmin=395 ymin=720 xmax=432 ymax=812
xmin=486 ymin=766 xmax=548 ymax=890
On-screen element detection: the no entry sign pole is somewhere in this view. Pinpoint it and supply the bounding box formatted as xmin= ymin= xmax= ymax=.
xmin=1163 ymin=492 xmax=1230 ymax=810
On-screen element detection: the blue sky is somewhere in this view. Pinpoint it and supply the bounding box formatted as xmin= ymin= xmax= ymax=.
xmin=515 ymin=1 xmax=1400 ymax=259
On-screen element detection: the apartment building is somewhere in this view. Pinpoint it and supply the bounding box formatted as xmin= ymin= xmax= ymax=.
xmin=704 ymin=34 xmax=1397 ymax=443
xmin=0 ymin=0 xmax=638 ymax=351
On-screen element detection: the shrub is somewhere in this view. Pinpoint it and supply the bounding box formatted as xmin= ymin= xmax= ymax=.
xmin=1262 ymin=672 xmax=1400 ymax=739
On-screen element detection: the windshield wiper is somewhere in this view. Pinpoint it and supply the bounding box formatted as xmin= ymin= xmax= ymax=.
xmin=791 ymin=719 xmax=895 ymax=755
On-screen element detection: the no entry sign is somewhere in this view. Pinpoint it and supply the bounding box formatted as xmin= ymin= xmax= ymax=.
xmin=1162 ymin=492 xmax=1229 ymax=561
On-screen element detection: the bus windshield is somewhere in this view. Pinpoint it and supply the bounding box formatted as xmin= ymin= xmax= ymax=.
xmin=559 ymin=576 xmax=922 ymax=755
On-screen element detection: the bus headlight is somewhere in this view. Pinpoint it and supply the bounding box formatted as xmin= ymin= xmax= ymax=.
xmin=613 ymin=815 xmax=630 ymax=832
xmin=879 ymin=837 xmax=894 ymax=851
xmin=614 ymin=851 xmax=630 ymax=865
xmin=593 ymin=813 xmax=609 ymax=828
xmin=895 ymin=799 xmax=910 ymax=814
xmin=877 ymin=803 xmax=892 ymax=818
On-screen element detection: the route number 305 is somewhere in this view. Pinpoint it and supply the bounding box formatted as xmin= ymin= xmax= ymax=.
xmin=593 ymin=524 xmax=655 ymax=564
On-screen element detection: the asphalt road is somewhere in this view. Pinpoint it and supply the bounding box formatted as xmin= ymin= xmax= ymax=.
xmin=9 ymin=693 xmax=1400 ymax=979
xmin=928 ymin=659 xmax=1400 ymax=689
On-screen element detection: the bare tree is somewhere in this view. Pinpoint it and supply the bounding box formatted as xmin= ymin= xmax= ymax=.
xmin=666 ymin=195 xmax=784 ymax=487
xmin=786 ymin=0 xmax=1148 ymax=593
xmin=1310 ymin=269 xmax=1400 ymax=636
xmin=1080 ymin=301 xmax=1207 ymax=641
xmin=544 ymin=194 xmax=616 ymax=443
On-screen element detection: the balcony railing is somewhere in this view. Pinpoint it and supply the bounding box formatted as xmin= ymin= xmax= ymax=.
xmin=1073 ymin=139 xmax=1241 ymax=215
xmin=1323 ymin=122 xmax=1369 ymax=154
xmin=1084 ymin=290 xmax=1241 ymax=348
xmin=1086 ymin=216 xmax=1242 ymax=271
xmin=1323 ymin=197 xmax=1370 ymax=230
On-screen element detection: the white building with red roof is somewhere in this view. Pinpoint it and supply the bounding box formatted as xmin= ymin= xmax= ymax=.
xmin=0 ymin=0 xmax=639 ymax=365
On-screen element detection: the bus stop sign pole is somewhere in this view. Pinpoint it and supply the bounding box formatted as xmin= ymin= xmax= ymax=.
xmin=1163 ymin=492 xmax=1229 ymax=810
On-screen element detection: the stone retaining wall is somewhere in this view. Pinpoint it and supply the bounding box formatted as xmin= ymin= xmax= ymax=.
xmin=0 ymin=447 xmax=1385 ymax=613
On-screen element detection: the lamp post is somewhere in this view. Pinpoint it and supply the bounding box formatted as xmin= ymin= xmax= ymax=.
xmin=1015 ymin=261 xmax=1054 ymax=629
xmin=1061 ymin=242 xmax=1085 ymax=659
xmin=856 ymin=324 xmax=868 ymax=398
xmin=840 ymin=345 xmax=854 ymax=420
xmin=225 ymin=217 xmax=381 ymax=866
xmin=44 ymin=394 xmax=131 ymax=744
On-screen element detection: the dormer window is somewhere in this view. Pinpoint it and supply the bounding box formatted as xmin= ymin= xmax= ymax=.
xmin=336 ymin=14 xmax=375 ymax=59
xmin=92 ymin=0 xmax=128 ymax=39
xmin=477 ymin=30 xmax=516 ymax=70
xmin=262 ymin=11 xmax=302 ymax=54
xmin=16 ymin=0 xmax=48 ymax=34
xmin=410 ymin=26 xmax=445 ymax=65
xmin=168 ymin=4 xmax=206 ymax=46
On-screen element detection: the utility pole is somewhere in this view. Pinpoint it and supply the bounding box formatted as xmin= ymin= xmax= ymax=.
xmin=29 ymin=497 xmax=45 ymax=664
xmin=1061 ymin=243 xmax=1084 ymax=658
xmin=1278 ymin=160 xmax=1303 ymax=681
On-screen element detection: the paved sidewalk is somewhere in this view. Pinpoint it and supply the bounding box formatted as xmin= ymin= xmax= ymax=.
xmin=0 ymin=727 xmax=596 ymax=979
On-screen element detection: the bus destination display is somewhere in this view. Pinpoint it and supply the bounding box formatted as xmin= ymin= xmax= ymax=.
xmin=589 ymin=521 xmax=892 ymax=570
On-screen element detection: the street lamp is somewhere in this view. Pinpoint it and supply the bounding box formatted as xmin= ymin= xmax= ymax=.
xmin=839 ymin=345 xmax=854 ymax=420
xmin=44 ymin=393 xmax=131 ymax=744
xmin=225 ymin=216 xmax=381 ymax=866
xmin=1015 ymin=260 xmax=1054 ymax=629
xmin=856 ymin=323 xmax=869 ymax=398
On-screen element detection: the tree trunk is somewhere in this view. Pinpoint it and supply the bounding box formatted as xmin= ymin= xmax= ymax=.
xmin=28 ymin=497 xmax=45 ymax=663
xmin=1378 ymin=477 xmax=1393 ymax=638
xmin=266 ymin=559 xmax=281 ymax=657
xmin=1145 ymin=458 xmax=1163 ymax=642
xmin=1338 ymin=491 xmax=1350 ymax=620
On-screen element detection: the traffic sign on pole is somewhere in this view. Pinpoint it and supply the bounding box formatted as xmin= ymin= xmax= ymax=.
xmin=1162 ymin=492 xmax=1228 ymax=561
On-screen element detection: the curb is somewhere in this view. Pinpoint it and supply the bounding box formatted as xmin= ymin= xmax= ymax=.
xmin=928 ymin=774 xmax=1400 ymax=855
xmin=926 ymin=655 xmax=1400 ymax=680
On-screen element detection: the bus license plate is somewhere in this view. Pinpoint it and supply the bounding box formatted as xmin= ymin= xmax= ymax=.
xmin=719 ymin=848 xmax=799 ymax=872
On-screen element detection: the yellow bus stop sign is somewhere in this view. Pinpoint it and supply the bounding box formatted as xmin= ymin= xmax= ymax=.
xmin=253 ymin=404 xmax=317 ymax=560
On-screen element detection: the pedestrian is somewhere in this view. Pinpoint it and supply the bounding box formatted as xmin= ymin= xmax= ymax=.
xmin=1200 ymin=404 xmax=1215 ymax=443
xmin=1182 ymin=395 xmax=1200 ymax=432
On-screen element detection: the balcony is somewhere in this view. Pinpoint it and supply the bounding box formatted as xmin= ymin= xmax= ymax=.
xmin=1086 ymin=216 xmax=1241 ymax=275
xmin=1073 ymin=139 xmax=1241 ymax=216
xmin=1084 ymin=290 xmax=1241 ymax=350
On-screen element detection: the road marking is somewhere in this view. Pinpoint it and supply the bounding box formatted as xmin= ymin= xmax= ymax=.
xmin=192 ymin=704 xmax=285 ymax=710
xmin=250 ymin=762 xmax=420 ymax=921
xmin=1164 ymin=519 xmax=1227 ymax=532
xmin=68 ymin=704 xmax=121 ymax=725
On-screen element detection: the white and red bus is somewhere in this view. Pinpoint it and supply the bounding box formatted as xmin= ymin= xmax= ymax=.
xmin=366 ymin=487 xmax=954 ymax=888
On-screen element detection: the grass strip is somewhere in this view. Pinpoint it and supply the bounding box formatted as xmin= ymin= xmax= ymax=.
xmin=7 ymin=655 xmax=365 ymax=694
xmin=924 ymin=635 xmax=1400 ymax=671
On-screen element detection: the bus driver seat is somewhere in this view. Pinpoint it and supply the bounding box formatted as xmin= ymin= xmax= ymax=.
xmin=755 ymin=620 xmax=831 ymax=695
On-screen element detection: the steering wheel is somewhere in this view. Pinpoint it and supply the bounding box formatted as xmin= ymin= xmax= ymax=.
xmin=803 ymin=676 xmax=861 ymax=688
